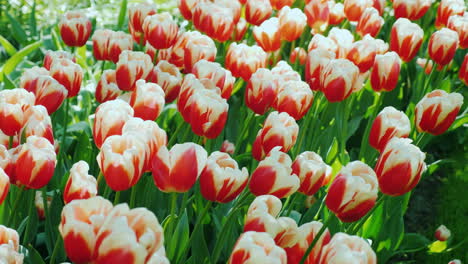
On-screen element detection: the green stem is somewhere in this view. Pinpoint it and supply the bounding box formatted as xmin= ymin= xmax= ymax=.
xmin=7 ymin=186 xmax=25 ymax=226
xmin=23 ymin=190 xmax=36 ymax=242
xmin=113 ymin=191 xmax=121 ymax=205
xmin=8 ymin=136 xmax=13 ymax=149
xmin=168 ymin=121 xmax=186 ymax=147
xmin=350 ymin=195 xmax=386 ymax=234
xmin=167 ymin=192 xmax=178 ymax=238
xmin=211 ymin=207 xmax=239 ymax=264
xmin=299 ymin=216 xmax=333 ymax=264
xmin=41 ymin=189 xmax=54 ymax=254
xmin=420 ymin=62 xmax=437 ymax=100
xmin=59 ymin=99 xmax=70 ymax=163
xmin=359 ymin=92 xmax=383 ymax=162
xmin=233 ymin=111 xmax=255 ymax=156
xmin=49 ymin=232 xmax=62 ymax=264
xmin=285 ymin=194 xmax=298 ymax=216
xmin=130 ymin=186 xmax=137 ymax=208
xmin=293 ymin=108 xmax=314 ymax=158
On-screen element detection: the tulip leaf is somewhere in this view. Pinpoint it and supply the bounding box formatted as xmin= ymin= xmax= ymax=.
xmin=117 ymin=0 xmax=128 ymax=30
xmin=190 ymin=224 xmax=210 ymax=264
xmin=0 ymin=40 xmax=42 ymax=82
xmin=3 ymin=72 xmax=16 ymax=89
xmin=6 ymin=12 xmax=28 ymax=45
xmin=0 ymin=34 xmax=17 ymax=56
xmin=25 ymin=244 xmax=46 ymax=264
xmin=398 ymin=233 xmax=431 ymax=252
xmin=168 ymin=210 xmax=189 ymax=261
xmin=29 ymin=0 xmax=37 ymax=38
xmin=325 ymin=137 xmax=339 ymax=164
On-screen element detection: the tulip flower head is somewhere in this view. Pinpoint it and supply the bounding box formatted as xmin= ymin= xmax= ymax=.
xmin=369 ymin=106 xmax=411 ymax=152
xmin=0 ymin=89 xmax=35 ymax=136
xmin=64 ymin=161 xmax=97 ymax=204
xmin=192 ymin=60 xmax=235 ymax=99
xmin=21 ymin=105 xmax=54 ymax=144
xmin=245 ymin=68 xmax=278 ymax=115
xmin=253 ymin=18 xmax=282 ymax=52
xmin=96 ymin=70 xmax=122 ymax=103
xmin=228 ymin=231 xmax=287 ymax=264
xmin=448 ymin=13 xmax=468 ymax=49
xmin=49 ymin=58 xmax=83 ymax=98
xmin=329 ymin=2 xmax=345 ymax=25
xmin=435 ymin=0 xmax=466 ymax=28
xmin=390 ymin=18 xmax=424 ymax=62
xmin=59 ymin=11 xmax=92 ymax=47
xmin=183 ymin=32 xmax=217 ymax=73
xmin=370 ymin=51 xmax=401 ymax=92
xmin=304 ymin=0 xmax=330 ymax=33
xmin=43 ymin=50 xmax=74 ymax=70
xmin=225 ymin=43 xmax=268 ymax=81
xmin=292 ymin=151 xmax=328 ymax=196
xmin=129 ymin=80 xmax=165 ymax=121
xmin=128 ymin=3 xmax=157 ymax=44
xmin=435 ymin=225 xmax=451 ymax=241
xmin=290 ymin=47 xmax=307 ymax=65
xmin=344 ymin=0 xmax=373 ymax=22
xmin=428 ymin=28 xmax=459 ymax=66
xmin=319 ymin=233 xmax=376 ymax=263
xmin=393 ymin=0 xmax=431 ymax=21
xmin=143 ymin=12 xmax=179 ymax=49
xmin=356 ymin=7 xmax=384 ymax=38
xmin=115 ymin=51 xmax=153 ymax=91
xmin=245 ymin=0 xmax=273 ymax=26
xmin=320 ymin=58 xmax=360 ymax=102
xmin=192 ymin=2 xmax=235 ymax=42
xmin=278 ymin=7 xmax=307 ymax=42
xmin=274 ymin=80 xmax=314 ymax=120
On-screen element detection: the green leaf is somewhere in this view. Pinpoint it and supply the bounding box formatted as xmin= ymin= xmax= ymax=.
xmin=399 ymin=233 xmax=431 ymax=252
xmin=168 ymin=210 xmax=189 ymax=261
xmin=0 ymin=40 xmax=43 ymax=82
xmin=190 ymin=224 xmax=210 ymax=264
xmin=29 ymin=0 xmax=37 ymax=37
xmin=0 ymin=34 xmax=17 ymax=56
xmin=6 ymin=12 xmax=28 ymax=44
xmin=3 ymin=73 xmax=16 ymax=89
xmin=325 ymin=137 xmax=339 ymax=164
xmin=117 ymin=0 xmax=128 ymax=29
xmin=450 ymin=113 xmax=468 ymax=131
xmin=25 ymin=244 xmax=46 ymax=264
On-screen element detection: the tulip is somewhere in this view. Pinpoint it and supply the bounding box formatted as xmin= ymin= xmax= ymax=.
xmin=115 ymin=51 xmax=153 ymax=91
xmin=225 ymin=43 xmax=268 ymax=81
xmin=167 ymin=31 xmax=194 ymax=68
xmin=369 ymin=106 xmax=411 ymax=152
xmin=220 ymin=140 xmax=235 ymax=154
xmin=326 ymin=161 xmax=378 ymax=222
xmin=232 ymin=18 xmax=248 ymax=42
xmin=373 ymin=0 xmax=385 ymax=14
xmin=35 ymin=191 xmax=52 ymax=219
xmin=244 ymin=195 xmax=282 ymax=234
xmin=59 ymin=196 xmax=113 ymax=263
xmin=0 ymin=239 xmax=23 ymax=263
xmin=128 ymin=3 xmax=157 ymax=44
xmin=328 ymin=2 xmax=345 ymax=25
xmin=15 ymin=136 xmax=56 ymax=189
xmin=320 ymin=58 xmax=360 ymax=102
xmin=414 ymin=90 xmax=464 ymax=135
xmin=277 ymin=7 xmax=307 ymax=42
xmin=0 ymin=145 xmax=14 ymax=177
xmin=59 ymin=11 xmax=92 ymax=47
xmin=0 ymin=168 xmax=9 ymax=205
xmin=344 ymin=0 xmax=373 ymax=22
xmin=305 ymin=48 xmax=335 ymax=91
xmin=393 ymin=0 xmax=431 ymax=20
xmin=370 ymin=51 xmax=401 ymax=92
xmin=356 ymin=8 xmax=384 ymax=37
xmin=289 ymin=47 xmax=307 ymax=65
xmin=92 ymin=29 xmax=113 ymax=61
xmin=0 ymin=89 xmax=35 ymax=136
xmin=428 ymin=28 xmax=459 ymax=66
xmin=214 ymin=0 xmax=241 ymax=24
xmin=347 ymin=35 xmax=378 ymax=73
xmin=192 ymin=2 xmax=235 ymax=42
xmin=147 ymin=248 xmax=170 ymax=264
xmin=93 ymin=99 xmax=134 ymax=149
xmin=21 ymin=105 xmax=54 ymax=144
xmin=448 ymin=13 xmax=468 ymax=49
xmin=252 ymin=112 xmax=299 ymax=160
xmin=390 ymin=18 xmax=424 ymax=62
xmin=20 ymin=66 xmax=49 ymax=93
xmin=32 ymin=75 xmax=68 ymax=114
xmin=328 ymin=28 xmax=354 ymax=58
xmin=184 ymin=32 xmax=217 ymax=73
xmin=129 ymin=80 xmax=165 ymax=121
xmin=319 ymin=233 xmax=376 ymax=263
xmin=151 ymin=143 xmax=207 ymax=193
xmin=304 ymin=0 xmax=329 ymax=33
xmin=249 ymin=147 xmax=300 ymax=198
xmin=284 ymin=221 xmax=331 ymax=264
xmin=435 ymin=225 xmax=451 ymax=241
xmin=228 ymin=231 xmax=287 ymax=264
xmin=253 ymin=18 xmax=281 ymax=52
xmin=96 ymin=70 xmax=122 ymax=103
xmin=449 ymin=260 xmax=462 ymax=264
xmin=200 ymin=151 xmax=249 ymax=203
xmin=273 ymin=217 xmax=299 ymax=248
xmin=192 ymin=60 xmax=235 ymax=99
xmin=435 ymin=0 xmax=465 ymax=29
xmin=146 ymin=42 xmax=172 ymax=64
xmin=93 ymin=30 xmax=133 ymax=63
xmin=49 ymin=58 xmax=83 ymax=98
xmin=178 ymin=0 xmax=206 ymax=21
xmin=4 ymin=146 xmax=21 ymax=183
xmin=270 ymin=0 xmax=294 ymax=10
xmin=460 ymin=54 xmax=468 ymax=85
xmin=292 ymin=152 xmax=328 ymax=196
xmin=245 ymin=0 xmax=273 ymax=26
xmin=274 ymin=80 xmax=313 ymax=120
xmin=177 ymin=74 xmax=211 ymax=122
xmin=271 ymin=61 xmax=301 ymax=82
xmin=147 ymin=60 xmax=182 ymax=103
xmin=245 ymin=68 xmax=278 ymax=115
xmin=0 ymin=225 xmax=20 ymax=252
xmin=143 ymin=13 xmax=179 ymax=50
xmin=63 ymin=161 xmax=97 ymax=204
xmin=43 ymin=50 xmax=74 ymax=70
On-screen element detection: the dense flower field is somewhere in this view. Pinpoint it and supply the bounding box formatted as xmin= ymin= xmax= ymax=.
xmin=0 ymin=0 xmax=467 ymax=263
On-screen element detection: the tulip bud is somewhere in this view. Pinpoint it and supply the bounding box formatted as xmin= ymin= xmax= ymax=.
xmin=448 ymin=13 xmax=468 ymax=49
xmin=326 ymin=161 xmax=378 ymax=222
xmin=21 ymin=105 xmax=54 ymax=144
xmin=177 ymin=74 xmax=210 ymax=122
xmin=284 ymin=221 xmax=331 ymax=264
xmin=435 ymin=225 xmax=451 ymax=241
xmin=460 ymin=54 xmax=468 ymax=85
xmin=344 ymin=0 xmax=373 ymax=22
xmin=50 ymin=58 xmax=83 ymax=98
xmin=415 ymin=90 xmax=463 ymax=135
xmin=115 ymin=51 xmax=153 ymax=91
xmin=305 ymin=48 xmax=335 ymax=91
xmin=129 ymin=80 xmax=165 ymax=121
xmin=143 ymin=13 xmax=179 ymax=50
xmin=245 ymin=68 xmax=277 ymax=115
xmin=390 ymin=18 xmax=424 ymax=62
xmin=274 ymin=80 xmax=313 ymax=120
xmin=184 ymin=32 xmax=217 ymax=73
xmin=59 ymin=196 xmax=113 ymax=263
xmin=20 ymin=66 xmax=49 ymax=93
xmin=29 ymin=75 xmax=68 ymax=114
xmin=225 ymin=43 xmax=268 ymax=81
xmin=347 ymin=35 xmax=378 ymax=73
xmin=329 ymin=2 xmax=345 ymax=25
xmin=253 ymin=18 xmax=281 ymax=52
xmin=193 ymin=2 xmax=235 ymax=43
xmin=43 ymin=50 xmax=74 ymax=70
xmin=128 ymin=3 xmax=157 ymax=44
xmin=278 ymin=7 xmax=307 ymax=42
xmin=244 ymin=195 xmax=282 ymax=233
xmin=318 ymin=233 xmax=376 ymax=264
xmin=320 ymin=58 xmax=360 ymax=102
xmin=228 ymin=231 xmax=287 ymax=264
xmin=393 ymin=0 xmax=431 ymax=21
xmin=428 ymin=28 xmax=459 ymax=66
xmin=304 ymin=0 xmax=330 ymax=33
xmin=64 ymin=161 xmax=97 ymax=204
xmin=93 ymin=99 xmax=134 ymax=149
xmin=290 ymin=47 xmax=307 ymax=65
xmin=252 ymin=112 xmax=299 ymax=160
xmin=59 ymin=11 xmax=92 ymax=47
xmin=15 ymin=136 xmax=56 ymax=189
xmin=200 ymin=151 xmax=248 ymax=203
xmin=0 ymin=225 xmax=20 ymax=252
xmin=192 ymin=60 xmax=235 ymax=99
xmin=232 ymin=18 xmax=248 ymax=42
xmin=96 ymin=70 xmax=122 ymax=103
xmin=435 ymin=0 xmax=465 ymax=28
xmin=448 ymin=260 xmax=462 ymax=264
xmin=328 ymin=28 xmax=355 ymax=58
xmin=356 ymin=8 xmax=384 ymax=38
xmin=370 ymin=51 xmax=401 ymax=92
xmin=0 ymin=89 xmax=35 ymax=136
xmin=292 ymin=152 xmax=328 ymax=196
xmin=220 ymin=140 xmax=235 ymax=155
xmin=92 ymin=29 xmax=113 ymax=61
xmin=0 ymin=145 xmax=14 ymax=177
xmin=369 ymin=106 xmax=411 ymax=152
xmin=245 ymin=0 xmax=273 ymax=26
xmin=0 ymin=168 xmax=9 ymax=205
xmin=35 ymin=191 xmax=52 ymax=219
xmin=152 ymin=143 xmax=207 ymax=193
xmin=166 ymin=31 xmax=192 ymax=68
xmin=250 ymin=147 xmax=300 ymax=198
xmin=95 ymin=30 xmax=133 ymax=63
xmin=147 ymin=61 xmax=181 ymax=103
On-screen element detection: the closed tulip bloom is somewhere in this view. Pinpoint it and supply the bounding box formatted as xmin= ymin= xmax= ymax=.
xmin=278 ymin=7 xmax=307 ymax=42
xmin=115 ymin=51 xmax=153 ymax=91
xmin=428 ymin=28 xmax=459 ymax=66
xmin=167 ymin=31 xmax=195 ymax=68
xmin=232 ymin=18 xmax=248 ymax=42
xmin=108 ymin=31 xmax=134 ymax=63
xmin=193 ymin=2 xmax=235 ymax=43
xmin=0 ymin=89 xmax=35 ymax=136
xmin=369 ymin=106 xmax=410 ymax=152
xmin=93 ymin=99 xmax=134 ymax=149
xmin=320 ymin=58 xmax=360 ymax=102
xmin=414 ymin=90 xmax=464 ymax=135
xmin=200 ymin=151 xmax=249 ymax=203
xmin=0 ymin=145 xmax=14 ymax=177
xmin=245 ymin=68 xmax=278 ymax=115
xmin=435 ymin=0 xmax=465 ymax=28
xmin=21 ymin=105 xmax=54 ymax=144
xmin=329 ymin=2 xmax=345 ymax=25
xmin=356 ymin=8 xmax=384 ymax=38
xmin=128 ymin=3 xmax=157 ymax=44
xmin=184 ymin=33 xmax=217 ymax=73
xmin=59 ymin=11 xmax=92 ymax=47
xmin=370 ymin=51 xmax=401 ymax=92
xmin=0 ymin=168 xmax=9 ymax=205
xmin=284 ymin=221 xmax=331 ymax=264
xmin=148 ymin=60 xmax=182 ymax=103
xmin=326 ymin=161 xmax=378 ymax=222
xmin=449 ymin=260 xmax=462 ymax=264
xmin=304 ymin=0 xmax=329 ymax=33
xmin=20 ymin=66 xmax=49 ymax=93
xmin=244 ymin=195 xmax=282 ymax=234
xmin=63 ymin=161 xmax=97 ymax=204
xmin=290 ymin=47 xmax=307 ymax=65
xmin=390 ymin=18 xmax=424 ymax=62
xmin=246 ymin=0 xmax=273 ymax=26
xmin=96 ymin=70 xmax=122 ymax=103
xmin=292 ymin=152 xmax=328 ymax=196
xmin=31 ymin=75 xmax=68 ymax=114
xmin=225 ymin=43 xmax=268 ymax=81
xmin=151 ymin=143 xmax=207 ymax=193
xmin=228 ymin=231 xmax=287 ymax=264
xmin=192 ymin=60 xmax=235 ymax=99
xmin=178 ymin=0 xmax=206 ymax=20
xmin=460 ymin=54 xmax=468 ymax=85
xmin=328 ymin=28 xmax=355 ymax=58
xmin=43 ymin=50 xmax=74 ymax=70
xmin=435 ymin=225 xmax=451 ymax=241
xmin=344 ymin=0 xmax=373 ymax=22
xmin=347 ymin=35 xmax=378 ymax=73
xmin=177 ymin=74 xmax=211 ymax=121
xmin=35 ymin=191 xmax=52 ymax=219
xmin=220 ymin=140 xmax=235 ymax=154
xmin=143 ymin=13 xmax=178 ymax=50
xmin=15 ymin=136 xmax=56 ymax=189
xmin=270 ymin=0 xmax=294 ymax=10
xmin=375 ymin=138 xmax=426 ymax=196
xmin=250 ymin=147 xmax=300 ymax=198
xmin=307 ymin=34 xmax=337 ymax=54
xmin=271 ymin=60 xmax=301 ymax=82
xmin=319 ymin=233 xmax=376 ymax=264
xmin=274 ymin=80 xmax=313 ymax=120
xmin=214 ymin=0 xmax=241 ymax=24
xmin=129 ymin=80 xmax=165 ymax=121
xmin=92 ymin=29 xmax=113 ymax=61
xmin=393 ymin=0 xmax=431 ymax=20
xmin=305 ymin=48 xmax=336 ymax=91
xmin=273 ymin=217 xmax=299 ymax=248
xmin=253 ymin=18 xmax=281 ymax=52
xmin=252 ymin=112 xmax=299 ymax=160
xmin=50 ymin=58 xmax=83 ymax=98
xmin=59 ymin=196 xmax=113 ymax=263
xmin=448 ymin=13 xmax=468 ymax=49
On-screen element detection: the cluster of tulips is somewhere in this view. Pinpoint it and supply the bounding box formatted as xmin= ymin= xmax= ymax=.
xmin=0 ymin=0 xmax=467 ymax=262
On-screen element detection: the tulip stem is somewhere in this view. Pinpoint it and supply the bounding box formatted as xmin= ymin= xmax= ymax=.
xmin=359 ymin=92 xmax=383 ymax=163
xmin=350 ymin=195 xmax=387 ymax=234
xmin=59 ymin=98 xmax=70 ymax=164
xmin=211 ymin=207 xmax=239 ymax=264
xmin=414 ymin=132 xmax=429 ymax=149
xmin=23 ymin=190 xmax=36 ymax=244
xmin=167 ymin=192 xmax=178 ymax=242
xmin=7 ymin=186 xmax=25 ymax=227
xmin=8 ymin=136 xmax=13 ymax=148
xmin=285 ymin=193 xmax=298 ymax=216
xmin=130 ymin=185 xmax=137 ymax=208
xmin=113 ymin=191 xmax=121 ymax=205
xmin=49 ymin=232 xmax=62 ymax=264
xmin=421 ymin=62 xmax=437 ymax=100
xmin=233 ymin=111 xmax=255 ymax=156
xmin=168 ymin=121 xmax=186 ymax=147
xmin=299 ymin=216 xmax=333 ymax=264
